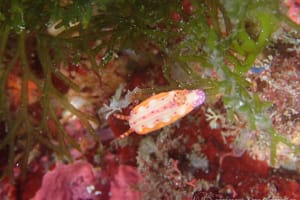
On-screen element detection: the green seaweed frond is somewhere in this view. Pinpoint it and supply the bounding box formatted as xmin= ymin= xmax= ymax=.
xmin=161 ymin=0 xmax=300 ymax=165
xmin=0 ymin=29 xmax=99 ymax=181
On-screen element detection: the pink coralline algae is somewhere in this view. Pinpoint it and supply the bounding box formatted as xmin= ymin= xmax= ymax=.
xmin=32 ymin=157 xmax=143 ymax=200
xmin=285 ymin=0 xmax=300 ymax=24
xmin=0 ymin=179 xmax=15 ymax=200
xmin=110 ymin=165 xmax=143 ymax=200
xmin=32 ymin=161 xmax=99 ymax=200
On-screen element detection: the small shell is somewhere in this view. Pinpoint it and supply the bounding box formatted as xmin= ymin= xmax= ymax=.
xmin=128 ymin=89 xmax=205 ymax=135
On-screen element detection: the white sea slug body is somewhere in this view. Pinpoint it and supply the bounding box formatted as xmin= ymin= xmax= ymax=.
xmin=115 ymin=89 xmax=206 ymax=138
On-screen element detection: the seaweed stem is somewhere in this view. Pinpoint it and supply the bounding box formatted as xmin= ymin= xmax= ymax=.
xmin=0 ymin=25 xmax=10 ymax=60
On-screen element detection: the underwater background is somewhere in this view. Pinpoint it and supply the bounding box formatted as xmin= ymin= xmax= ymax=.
xmin=0 ymin=0 xmax=300 ymax=199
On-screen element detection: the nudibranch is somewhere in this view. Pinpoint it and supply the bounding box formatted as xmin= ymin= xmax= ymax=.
xmin=114 ymin=89 xmax=205 ymax=138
